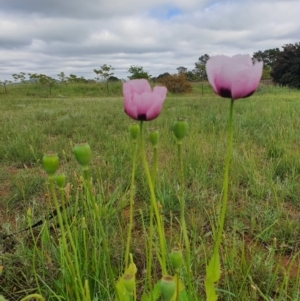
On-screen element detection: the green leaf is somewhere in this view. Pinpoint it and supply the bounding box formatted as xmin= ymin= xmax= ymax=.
xmin=141 ymin=293 xmax=150 ymax=301
xmin=206 ymin=251 xmax=220 ymax=283
xmin=204 ymin=251 xmax=221 ymax=301
xmin=204 ymin=277 xmax=218 ymax=301
xmin=152 ymin=281 xmax=162 ymax=300
xmin=141 ymin=282 xmax=161 ymax=301
xmin=178 ymin=290 xmax=189 ymax=301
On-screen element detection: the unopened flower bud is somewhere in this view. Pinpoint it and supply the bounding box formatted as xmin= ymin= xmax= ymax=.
xmin=129 ymin=124 xmax=140 ymax=140
xmin=170 ymin=248 xmax=183 ymax=270
xmin=73 ymin=143 xmax=91 ymax=168
xmin=81 ymin=217 xmax=87 ymax=229
xmin=160 ymin=276 xmax=176 ymax=301
xmin=55 ymin=173 xmax=66 ymax=188
xmin=149 ymin=129 xmax=159 ymax=148
xmin=172 ymin=118 xmax=188 ymax=143
xmin=123 ymin=273 xmax=135 ymax=294
xmin=42 ymin=153 xmax=59 ymax=176
xmin=27 ymin=207 xmax=32 ymax=218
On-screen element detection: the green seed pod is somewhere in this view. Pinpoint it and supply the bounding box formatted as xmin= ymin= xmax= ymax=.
xmin=42 ymin=153 xmax=59 ymax=176
xmin=149 ymin=129 xmax=159 ymax=148
xmin=81 ymin=217 xmax=87 ymax=229
xmin=172 ymin=118 xmax=188 ymax=143
xmin=160 ymin=276 xmax=176 ymax=301
xmin=73 ymin=143 xmax=91 ymax=167
xmin=170 ymin=248 xmax=183 ymax=270
xmin=129 ymin=124 xmax=140 ymax=140
xmin=123 ymin=273 xmax=135 ymax=294
xmin=55 ymin=173 xmax=66 ymax=188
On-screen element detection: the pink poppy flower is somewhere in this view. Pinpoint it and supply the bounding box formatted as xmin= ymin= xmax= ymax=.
xmin=123 ymin=79 xmax=167 ymax=121
xmin=206 ymin=54 xmax=263 ymax=100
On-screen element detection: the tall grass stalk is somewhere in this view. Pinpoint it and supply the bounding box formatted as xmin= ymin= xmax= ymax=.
xmin=48 ymin=175 xmax=85 ymax=300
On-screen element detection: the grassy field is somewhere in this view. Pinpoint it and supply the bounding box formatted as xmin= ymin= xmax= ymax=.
xmin=1 ymin=83 xmax=300 ymax=300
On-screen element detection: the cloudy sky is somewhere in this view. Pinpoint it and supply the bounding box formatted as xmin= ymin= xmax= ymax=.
xmin=0 ymin=0 xmax=299 ymax=81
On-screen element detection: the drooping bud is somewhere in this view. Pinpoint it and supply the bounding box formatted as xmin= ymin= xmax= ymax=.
xmin=128 ymin=124 xmax=140 ymax=140
xmin=42 ymin=153 xmax=59 ymax=176
xmin=149 ymin=129 xmax=159 ymax=148
xmin=55 ymin=173 xmax=66 ymax=188
xmin=73 ymin=143 xmax=91 ymax=168
xmin=170 ymin=248 xmax=183 ymax=270
xmin=172 ymin=118 xmax=188 ymax=143
xmin=160 ymin=276 xmax=176 ymax=301
xmin=123 ymin=273 xmax=135 ymax=294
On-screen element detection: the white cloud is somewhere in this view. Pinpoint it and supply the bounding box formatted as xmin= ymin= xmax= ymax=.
xmin=0 ymin=0 xmax=299 ymax=80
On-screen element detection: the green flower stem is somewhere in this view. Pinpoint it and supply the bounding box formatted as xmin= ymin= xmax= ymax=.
xmin=140 ymin=121 xmax=167 ymax=276
xmin=146 ymin=203 xmax=154 ymax=299
xmin=48 ymin=176 xmax=84 ymax=300
xmin=177 ymin=143 xmax=192 ymax=299
xmin=213 ymin=99 xmax=234 ymax=254
xmin=147 ymin=144 xmax=158 ymax=299
xmin=125 ymin=140 xmax=138 ymax=268
xmin=205 ymin=100 xmax=234 ymax=301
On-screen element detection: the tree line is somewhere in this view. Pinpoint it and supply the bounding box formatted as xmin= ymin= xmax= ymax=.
xmin=1 ymin=41 xmax=299 ymax=91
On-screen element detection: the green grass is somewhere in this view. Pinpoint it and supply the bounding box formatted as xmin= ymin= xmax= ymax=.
xmin=1 ymin=83 xmax=300 ymax=300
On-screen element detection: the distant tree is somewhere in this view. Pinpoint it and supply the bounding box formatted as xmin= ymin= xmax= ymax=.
xmin=156 ymin=72 xmax=171 ymax=82
xmin=127 ymin=65 xmax=151 ymax=80
xmin=261 ymin=68 xmax=272 ymax=80
xmin=28 ymin=73 xmax=39 ymax=83
xmin=252 ymin=48 xmax=280 ymax=69
xmin=271 ymin=42 xmax=300 ymax=89
xmin=93 ymin=64 xmax=114 ymax=94
xmin=67 ymin=74 xmax=79 ymax=83
xmin=194 ymin=54 xmax=210 ymax=80
xmin=186 ymin=70 xmax=200 ymax=82
xmin=66 ymin=74 xmax=88 ymax=83
xmin=57 ymin=71 xmax=67 ymax=84
xmin=78 ymin=76 xmax=88 ymax=83
xmin=12 ymin=72 xmax=27 ymax=83
xmin=177 ymin=66 xmax=187 ymax=74
xmin=29 ymin=73 xmax=56 ymax=95
xmin=94 ymin=64 xmax=114 ymax=82
xmin=0 ymin=80 xmax=11 ymax=94
xmin=107 ymin=75 xmax=120 ymax=81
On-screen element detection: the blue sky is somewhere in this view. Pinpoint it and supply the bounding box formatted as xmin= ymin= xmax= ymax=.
xmin=148 ymin=6 xmax=182 ymax=20
xmin=0 ymin=0 xmax=299 ymax=81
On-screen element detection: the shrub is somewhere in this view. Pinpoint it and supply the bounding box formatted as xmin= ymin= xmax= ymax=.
xmin=157 ymin=73 xmax=192 ymax=94
xmin=271 ymin=42 xmax=300 ymax=89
